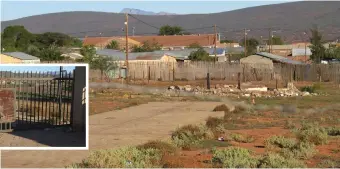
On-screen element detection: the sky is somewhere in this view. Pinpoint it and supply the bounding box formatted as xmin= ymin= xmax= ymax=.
xmin=0 ymin=65 xmax=75 ymax=73
xmin=0 ymin=0 xmax=297 ymax=21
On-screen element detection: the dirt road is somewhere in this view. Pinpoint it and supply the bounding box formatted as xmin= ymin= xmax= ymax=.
xmin=1 ymin=101 xmax=224 ymax=168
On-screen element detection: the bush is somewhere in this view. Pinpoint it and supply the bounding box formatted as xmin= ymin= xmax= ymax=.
xmin=300 ymin=83 xmax=322 ymax=93
xmin=284 ymin=120 xmax=296 ymax=129
xmin=280 ymin=141 xmax=317 ymax=160
xmin=137 ymin=140 xmax=177 ymax=155
xmin=257 ymin=153 xmax=306 ymax=168
xmin=213 ymin=104 xmax=230 ymax=112
xmin=233 ymin=105 xmax=248 ymax=114
xmin=324 ymin=127 xmax=340 ymax=136
xmin=68 ymin=147 xmax=162 ymax=168
xmin=211 ymin=147 xmax=258 ymax=168
xmin=317 ymin=159 xmax=339 ymax=168
xmin=171 ymin=124 xmax=214 ymax=150
xmin=229 ymin=133 xmax=255 ymax=143
xmin=265 ymin=136 xmax=296 ymax=149
xmin=206 ymin=117 xmax=224 ymax=129
xmin=295 ymin=122 xmax=328 ymax=145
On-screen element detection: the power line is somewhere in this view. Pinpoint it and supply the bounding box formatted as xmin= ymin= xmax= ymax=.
xmin=128 ymin=14 xmax=160 ymax=30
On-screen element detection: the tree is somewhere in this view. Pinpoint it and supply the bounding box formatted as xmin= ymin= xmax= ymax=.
xmin=131 ymin=40 xmax=162 ymax=52
xmin=188 ymin=48 xmax=213 ymax=61
xmin=271 ymin=36 xmax=284 ymax=45
xmin=39 ymin=44 xmax=64 ymax=61
xmin=26 ymin=45 xmax=40 ymax=57
xmin=240 ymin=38 xmax=259 ymax=55
xmin=324 ymin=45 xmax=340 ymax=60
xmin=309 ymin=26 xmax=326 ymax=63
xmin=159 ymin=25 xmax=183 ymax=35
xmin=220 ymin=39 xmax=234 ymax=44
xmin=92 ymin=56 xmax=118 ymax=80
xmin=106 ymin=40 xmax=120 ymax=49
xmin=187 ymin=42 xmax=202 ymax=49
xmin=79 ymin=45 xmax=96 ymax=67
xmin=1 ymin=25 xmax=35 ymax=52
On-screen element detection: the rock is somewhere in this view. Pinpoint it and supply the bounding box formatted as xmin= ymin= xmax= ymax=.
xmin=168 ymin=86 xmax=175 ymax=90
xmin=245 ymin=87 xmax=268 ymax=92
xmin=244 ymin=93 xmax=251 ymax=97
xmin=184 ymin=85 xmax=192 ymax=92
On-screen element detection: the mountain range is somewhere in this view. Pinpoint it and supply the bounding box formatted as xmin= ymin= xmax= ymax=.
xmin=120 ymin=8 xmax=177 ymax=15
xmin=1 ymin=1 xmax=340 ymax=42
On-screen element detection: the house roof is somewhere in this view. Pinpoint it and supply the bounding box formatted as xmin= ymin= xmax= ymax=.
xmin=129 ymin=34 xmax=218 ymax=47
xmin=96 ymin=49 xmax=166 ymax=60
xmin=3 ymin=52 xmax=40 ymax=60
xmin=83 ymin=37 xmax=140 ymax=47
xmin=256 ymin=52 xmax=304 ymax=65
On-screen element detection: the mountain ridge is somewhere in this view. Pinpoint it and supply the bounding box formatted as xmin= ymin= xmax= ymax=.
xmin=2 ymin=1 xmax=340 ymax=42
xmin=120 ymin=8 xmax=177 ymax=15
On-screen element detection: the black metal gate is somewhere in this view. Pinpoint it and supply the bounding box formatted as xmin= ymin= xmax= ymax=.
xmin=0 ymin=69 xmax=74 ymax=130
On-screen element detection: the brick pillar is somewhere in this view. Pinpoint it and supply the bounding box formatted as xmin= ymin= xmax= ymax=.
xmin=71 ymin=66 xmax=86 ymax=132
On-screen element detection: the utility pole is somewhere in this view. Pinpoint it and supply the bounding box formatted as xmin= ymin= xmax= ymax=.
xmin=132 ymin=27 xmax=135 ymax=36
xmin=269 ymin=28 xmax=272 ymax=53
xmin=214 ymin=24 xmax=217 ymax=63
xmin=244 ymin=28 xmax=247 ymax=57
xmin=125 ymin=13 xmax=129 ymax=83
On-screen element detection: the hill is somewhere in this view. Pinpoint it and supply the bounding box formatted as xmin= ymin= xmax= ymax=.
xmin=120 ymin=8 xmax=177 ymax=15
xmin=2 ymin=1 xmax=340 ymax=42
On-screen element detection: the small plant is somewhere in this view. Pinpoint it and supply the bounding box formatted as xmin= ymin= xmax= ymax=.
xmin=265 ymin=136 xmax=296 ymax=149
xmin=206 ymin=116 xmax=224 ymax=129
xmin=324 ymin=127 xmax=340 ymax=136
xmin=233 ymin=105 xmax=248 ymax=114
xmin=229 ymin=133 xmax=255 ymax=143
xmin=317 ymin=159 xmax=338 ymax=168
xmin=280 ymin=141 xmax=317 ymax=160
xmin=257 ymin=153 xmax=306 ymax=168
xmin=211 ymin=147 xmax=258 ymax=168
xmin=295 ymin=122 xmax=328 ymax=145
xmin=68 ymin=147 xmax=162 ymax=168
xmin=284 ymin=120 xmax=296 ymax=129
xmin=213 ymin=104 xmax=230 ymax=112
xmin=137 ymin=140 xmax=177 ymax=155
xmin=171 ymin=124 xmax=214 ymax=150
xmin=300 ymin=83 xmax=322 ymax=93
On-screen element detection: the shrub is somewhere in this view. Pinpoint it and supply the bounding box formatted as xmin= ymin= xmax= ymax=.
xmin=211 ymin=147 xmax=258 ymax=168
xmin=317 ymin=159 xmax=339 ymax=168
xmin=206 ymin=117 xmax=224 ymax=129
xmin=280 ymin=141 xmax=317 ymax=160
xmin=284 ymin=120 xmax=296 ymax=129
xmin=171 ymin=124 xmax=214 ymax=150
xmin=137 ymin=140 xmax=177 ymax=155
xmin=213 ymin=104 xmax=230 ymax=112
xmin=257 ymin=153 xmax=306 ymax=168
xmin=68 ymin=147 xmax=162 ymax=168
xmin=233 ymin=105 xmax=248 ymax=114
xmin=295 ymin=122 xmax=328 ymax=145
xmin=265 ymin=136 xmax=296 ymax=149
xmin=229 ymin=133 xmax=255 ymax=143
xmin=300 ymin=83 xmax=321 ymax=93
xmin=324 ymin=127 xmax=340 ymax=136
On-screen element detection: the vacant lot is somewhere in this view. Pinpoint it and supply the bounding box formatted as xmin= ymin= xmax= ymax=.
xmin=1 ymin=88 xmax=225 ymax=168
xmin=2 ymin=82 xmax=340 ymax=168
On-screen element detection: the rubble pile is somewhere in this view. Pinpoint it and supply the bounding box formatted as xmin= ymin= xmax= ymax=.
xmin=167 ymin=82 xmax=318 ymax=98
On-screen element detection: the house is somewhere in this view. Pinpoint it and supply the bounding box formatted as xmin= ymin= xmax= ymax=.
xmin=240 ymin=52 xmax=304 ymax=69
xmin=223 ymin=43 xmax=240 ymax=48
xmin=1 ymin=52 xmax=40 ymax=64
xmin=129 ymin=34 xmax=221 ymax=50
xmin=82 ymin=36 xmax=141 ymax=50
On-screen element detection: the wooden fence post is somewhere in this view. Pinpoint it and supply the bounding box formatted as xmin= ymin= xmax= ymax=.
xmin=207 ymin=73 xmax=210 ymax=89
xmin=238 ymin=72 xmax=241 ymax=90
xmin=71 ymin=66 xmax=86 ymax=132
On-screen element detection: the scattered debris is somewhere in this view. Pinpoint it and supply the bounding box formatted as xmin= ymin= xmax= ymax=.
xmin=168 ymin=82 xmax=321 ymax=98
xmin=218 ymin=137 xmax=225 ymax=141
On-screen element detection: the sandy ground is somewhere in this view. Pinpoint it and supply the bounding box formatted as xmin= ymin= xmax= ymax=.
xmin=1 ymin=101 xmax=224 ymax=168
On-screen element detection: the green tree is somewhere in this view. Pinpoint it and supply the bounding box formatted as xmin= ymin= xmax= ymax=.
xmin=309 ymin=26 xmax=326 ymax=63
xmin=188 ymin=48 xmax=213 ymax=61
xmin=159 ymin=25 xmax=183 ymax=35
xmin=187 ymin=42 xmax=202 ymax=49
xmin=1 ymin=25 xmax=35 ymax=52
xmin=324 ymin=45 xmax=340 ymax=60
xmin=106 ymin=40 xmax=120 ymax=49
xmin=92 ymin=56 xmax=118 ymax=80
xmin=220 ymin=39 xmax=234 ymax=43
xmin=26 ymin=45 xmax=41 ymax=57
xmin=240 ymin=38 xmax=259 ymax=55
xmin=39 ymin=44 xmax=64 ymax=61
xmin=271 ymin=36 xmax=284 ymax=45
xmin=79 ymin=45 xmax=96 ymax=67
xmin=131 ymin=40 xmax=162 ymax=52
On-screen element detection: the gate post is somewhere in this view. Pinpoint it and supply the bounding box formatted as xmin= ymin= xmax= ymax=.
xmin=71 ymin=66 xmax=86 ymax=132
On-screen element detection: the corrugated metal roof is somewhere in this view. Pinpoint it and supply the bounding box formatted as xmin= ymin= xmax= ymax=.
xmin=96 ymin=49 xmax=165 ymax=60
xmin=256 ymin=52 xmax=304 ymax=65
xmin=225 ymin=47 xmax=244 ymax=53
xmin=3 ymin=52 xmax=40 ymax=60
xmin=292 ymin=48 xmax=312 ymax=56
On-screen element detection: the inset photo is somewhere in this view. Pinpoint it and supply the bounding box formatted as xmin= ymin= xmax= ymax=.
xmin=0 ymin=64 xmax=88 ymax=149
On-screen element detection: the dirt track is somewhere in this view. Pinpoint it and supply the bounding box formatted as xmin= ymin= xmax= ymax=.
xmin=1 ymin=101 xmax=224 ymax=168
